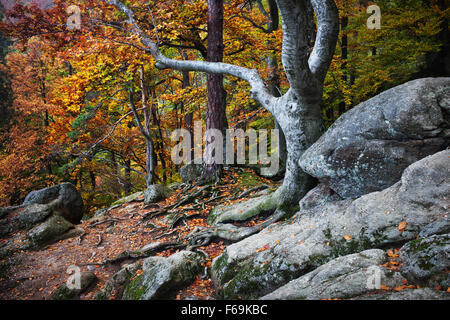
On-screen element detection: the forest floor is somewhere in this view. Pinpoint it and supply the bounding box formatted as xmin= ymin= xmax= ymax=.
xmin=0 ymin=167 xmax=280 ymax=300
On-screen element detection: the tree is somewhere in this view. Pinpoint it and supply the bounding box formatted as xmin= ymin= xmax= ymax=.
xmin=203 ymin=0 xmax=227 ymax=181
xmin=104 ymin=0 xmax=339 ymax=218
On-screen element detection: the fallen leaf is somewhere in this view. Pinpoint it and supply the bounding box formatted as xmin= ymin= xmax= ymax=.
xmin=344 ymin=234 xmax=351 ymax=241
xmin=398 ymin=221 xmax=407 ymax=232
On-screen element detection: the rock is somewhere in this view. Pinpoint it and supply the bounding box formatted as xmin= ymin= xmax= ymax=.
xmin=0 ymin=207 xmax=10 ymax=219
xmin=246 ymin=157 xmax=286 ymax=181
xmin=122 ymin=251 xmax=204 ymax=300
xmin=299 ymin=182 xmax=342 ymax=211
xmin=93 ymin=208 xmax=108 ymax=217
xmin=144 ymin=184 xmax=172 ymax=205
xmin=419 ymin=215 xmax=450 ymax=238
xmin=51 ymin=271 xmax=97 ymax=300
xmin=26 ymin=215 xmax=74 ymax=248
xmin=355 ymin=288 xmax=450 ymax=300
xmin=23 ymin=182 xmax=84 ymax=224
xmin=13 ymin=204 xmax=52 ymax=230
xmin=261 ymin=249 xmax=403 ymax=300
xmin=299 ymin=77 xmax=450 ymax=199
xmin=111 ymin=191 xmax=144 ymax=206
xmin=207 ymin=192 xmax=278 ymax=225
xmin=94 ymin=263 xmax=140 ymax=300
xmin=211 ymin=150 xmax=449 ymax=299
xmin=138 ymin=242 xmax=165 ymax=254
xmin=179 ymin=161 xmax=203 ymax=183
xmin=399 ymin=234 xmax=450 ymax=288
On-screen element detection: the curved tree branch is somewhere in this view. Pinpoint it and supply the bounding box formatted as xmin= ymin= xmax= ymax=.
xmin=274 ymin=0 xmax=319 ymax=98
xmin=308 ymin=0 xmax=339 ymax=83
xmin=105 ymin=0 xmax=276 ymax=113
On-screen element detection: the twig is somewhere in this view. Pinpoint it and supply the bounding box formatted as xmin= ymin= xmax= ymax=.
xmin=96 ymin=234 xmax=103 ymax=247
xmin=88 ymin=219 xmax=119 ymax=228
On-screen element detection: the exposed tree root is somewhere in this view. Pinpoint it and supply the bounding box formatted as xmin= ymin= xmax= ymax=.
xmin=186 ymin=206 xmax=287 ymax=245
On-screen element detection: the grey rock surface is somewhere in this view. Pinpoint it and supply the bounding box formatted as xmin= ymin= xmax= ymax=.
xmin=419 ymin=215 xmax=450 ymax=238
xmin=13 ymin=204 xmax=52 ymax=230
xmin=23 ymin=182 xmax=84 ymax=224
xmin=299 ymin=78 xmax=450 ymax=199
xmin=144 ymin=184 xmax=172 ymax=205
xmin=261 ymin=249 xmax=403 ymax=300
xmin=355 ymin=288 xmax=450 ymax=300
xmin=26 ymin=215 xmax=74 ymax=248
xmin=51 ymin=271 xmax=98 ymax=300
xmin=122 ymin=251 xmax=204 ymax=300
xmin=399 ymin=234 xmax=450 ymax=288
xmin=212 ymin=151 xmax=449 ymax=299
xmin=94 ymin=263 xmax=140 ymax=300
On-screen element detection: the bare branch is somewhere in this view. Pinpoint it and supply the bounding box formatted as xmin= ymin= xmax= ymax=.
xmin=275 ymin=0 xmax=319 ymax=97
xmin=308 ymin=0 xmax=339 ymax=83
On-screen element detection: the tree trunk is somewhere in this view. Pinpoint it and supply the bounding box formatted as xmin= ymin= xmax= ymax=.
xmin=272 ymin=90 xmax=323 ymax=206
xmin=124 ymin=158 xmax=131 ymax=194
xmin=203 ymin=0 xmax=226 ymax=180
xmin=338 ymin=16 xmax=348 ymax=116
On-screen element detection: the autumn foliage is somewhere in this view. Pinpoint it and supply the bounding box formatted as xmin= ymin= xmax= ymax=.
xmin=0 ymin=0 xmax=448 ymax=212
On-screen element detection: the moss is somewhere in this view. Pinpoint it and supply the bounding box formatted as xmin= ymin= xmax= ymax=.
xmin=51 ymin=285 xmax=78 ymax=300
xmin=212 ymin=252 xmax=235 ymax=284
xmin=123 ymin=274 xmax=146 ymax=300
xmin=222 ymin=261 xmax=271 ymax=299
xmin=321 ymin=227 xmax=387 ymax=260
xmin=237 ymin=170 xmax=265 ymax=189
xmin=221 ymin=257 xmax=299 ymax=300
xmin=307 ymin=253 xmax=331 ymax=268
xmin=407 ymin=238 xmax=431 ymax=254
xmin=111 ymin=192 xmax=144 ymax=206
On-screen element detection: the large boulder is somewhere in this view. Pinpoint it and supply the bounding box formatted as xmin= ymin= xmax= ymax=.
xmin=299 ymin=78 xmax=450 ymax=199
xmin=122 ymin=251 xmax=204 ymax=300
xmin=26 ymin=215 xmax=74 ymax=248
xmin=418 ymin=215 xmax=450 ymax=238
xmin=13 ymin=204 xmax=52 ymax=230
xmin=261 ymin=249 xmax=403 ymax=300
xmin=144 ymin=184 xmax=172 ymax=205
xmin=94 ymin=263 xmax=140 ymax=300
xmin=23 ymin=183 xmax=84 ymax=224
xmin=51 ymin=271 xmax=98 ymax=300
xmin=399 ymin=234 xmax=449 ymax=288
xmin=211 ymin=150 xmax=449 ymax=299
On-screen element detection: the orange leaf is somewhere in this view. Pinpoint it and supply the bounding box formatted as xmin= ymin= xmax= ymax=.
xmin=398 ymin=221 xmax=407 ymax=232
xmin=344 ymin=234 xmax=351 ymax=241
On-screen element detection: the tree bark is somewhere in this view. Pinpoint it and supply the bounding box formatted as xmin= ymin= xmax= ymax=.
xmin=204 ymin=0 xmax=227 ymax=180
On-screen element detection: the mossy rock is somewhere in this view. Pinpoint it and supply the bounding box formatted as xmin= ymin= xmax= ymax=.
xmin=122 ymin=251 xmax=204 ymax=300
xmin=399 ymin=234 xmax=450 ymax=288
xmin=111 ymin=192 xmax=144 ymax=206
xmin=26 ymin=215 xmax=74 ymax=249
xmin=207 ymin=192 xmax=277 ymax=225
